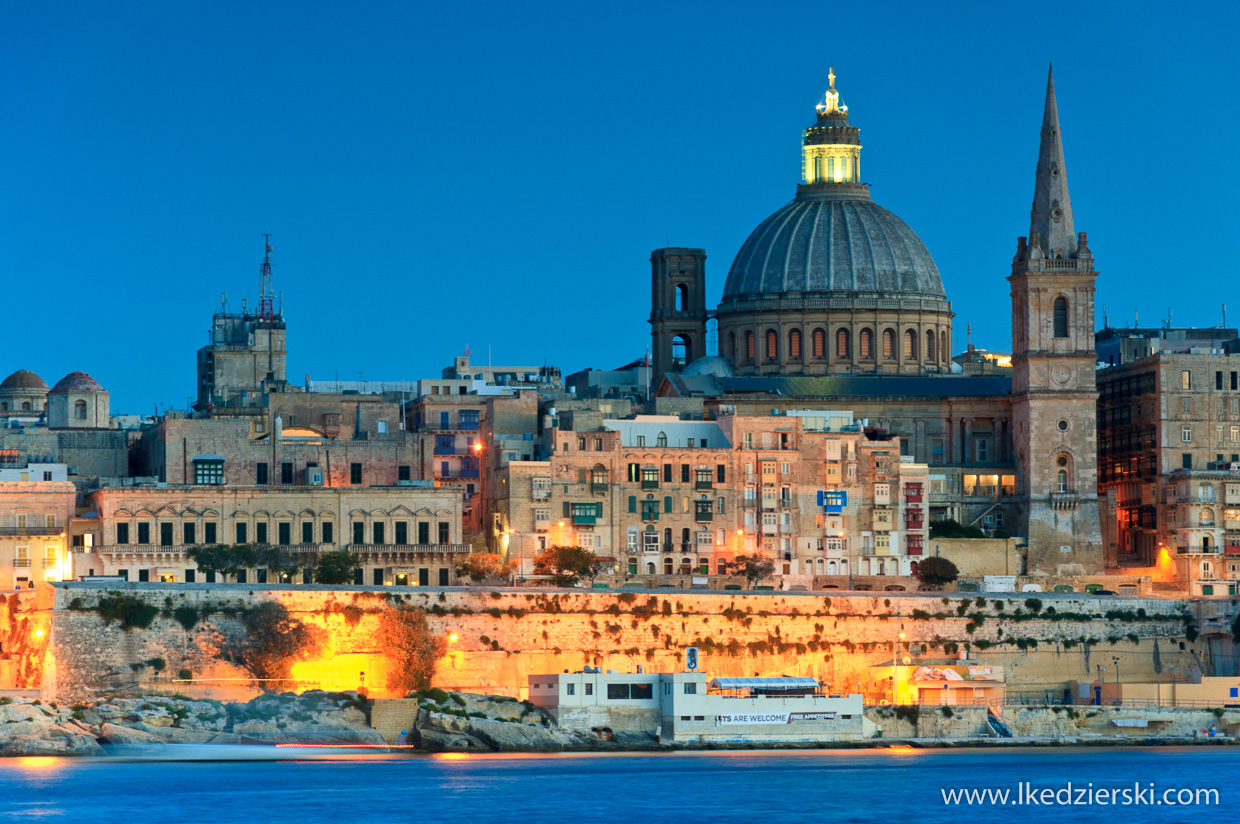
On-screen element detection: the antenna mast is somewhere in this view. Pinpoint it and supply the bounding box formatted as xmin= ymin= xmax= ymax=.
xmin=259 ymin=234 xmax=275 ymax=321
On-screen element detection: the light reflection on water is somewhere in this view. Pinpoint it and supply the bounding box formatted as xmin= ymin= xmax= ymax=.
xmin=0 ymin=748 xmax=1234 ymax=824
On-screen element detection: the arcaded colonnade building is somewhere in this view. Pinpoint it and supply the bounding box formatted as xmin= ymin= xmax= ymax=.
xmin=649 ymin=68 xmax=1103 ymax=575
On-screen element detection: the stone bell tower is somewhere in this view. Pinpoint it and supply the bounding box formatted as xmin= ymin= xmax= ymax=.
xmin=649 ymin=247 xmax=707 ymax=386
xmin=1009 ymin=67 xmax=1103 ymax=575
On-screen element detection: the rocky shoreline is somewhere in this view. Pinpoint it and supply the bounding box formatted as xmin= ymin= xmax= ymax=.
xmin=0 ymin=691 xmax=383 ymax=757
xmin=1 ymin=690 xmax=1235 ymax=757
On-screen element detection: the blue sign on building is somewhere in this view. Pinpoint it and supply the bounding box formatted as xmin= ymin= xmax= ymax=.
xmin=817 ymin=490 xmax=847 ymax=513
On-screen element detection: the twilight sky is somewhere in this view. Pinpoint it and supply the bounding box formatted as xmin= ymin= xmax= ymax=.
xmin=2 ymin=1 xmax=1238 ymax=413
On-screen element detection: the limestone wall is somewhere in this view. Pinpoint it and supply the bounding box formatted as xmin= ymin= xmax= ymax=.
xmin=41 ymin=583 xmax=1208 ymax=704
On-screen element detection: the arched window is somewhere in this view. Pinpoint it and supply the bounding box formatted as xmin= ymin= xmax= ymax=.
xmin=788 ymin=329 xmax=802 ymax=359
xmin=717 ymin=559 xmax=727 ymax=575
xmin=21 ymin=402 xmax=31 ymax=411
xmin=656 ymin=432 xmax=667 ymax=447
xmin=827 ymin=156 xmax=835 ymax=181
xmin=675 ymin=283 xmax=689 ymax=312
xmin=1056 ymin=469 xmax=1068 ymax=493
xmin=904 ymin=330 xmax=916 ymax=360
xmin=74 ymin=400 xmax=87 ymax=420
xmin=728 ymin=332 xmax=737 ymax=363
xmin=1053 ymin=297 xmax=1069 ymax=338
xmin=836 ymin=329 xmax=850 ymax=359
xmin=0 ymin=402 xmax=7 ymax=411
xmin=646 ymin=562 xmax=655 ymax=574
xmin=940 ymin=330 xmax=949 ymax=362
xmin=860 ymin=329 xmax=873 ymax=359
xmin=663 ymin=558 xmax=674 ymax=575
xmin=671 ymin=335 xmax=690 ymax=369
xmin=926 ymin=329 xmax=936 ymax=362
xmin=812 ymin=328 xmax=826 ymax=358
xmin=765 ymin=330 xmax=778 ymax=361
xmin=813 ymin=155 xmax=822 ymax=182
xmin=882 ymin=329 xmax=895 ymax=359
xmin=745 ymin=332 xmax=755 ymax=362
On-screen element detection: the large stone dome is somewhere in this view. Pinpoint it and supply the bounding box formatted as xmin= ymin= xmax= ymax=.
xmin=0 ymin=370 xmax=48 ymax=391
xmin=721 ymin=187 xmax=945 ymax=302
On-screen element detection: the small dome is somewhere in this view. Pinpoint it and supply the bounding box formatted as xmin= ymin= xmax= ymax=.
xmin=682 ymin=356 xmax=735 ymax=379
xmin=50 ymin=371 xmax=105 ymax=394
xmin=0 ymin=370 xmax=48 ymax=391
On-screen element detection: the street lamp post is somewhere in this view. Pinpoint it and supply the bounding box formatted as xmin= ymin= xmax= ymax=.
xmin=1112 ymin=655 xmax=1121 ymax=689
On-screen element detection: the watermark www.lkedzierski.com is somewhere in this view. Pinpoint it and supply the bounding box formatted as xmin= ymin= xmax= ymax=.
xmin=941 ymin=783 xmax=1220 ymax=806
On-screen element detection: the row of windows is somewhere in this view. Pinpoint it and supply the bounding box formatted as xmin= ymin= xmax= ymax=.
xmin=194 ymin=461 xmax=408 ymax=486
xmin=113 ymin=520 xmax=452 ymax=546
xmin=625 ymin=464 xmax=727 ymax=484
xmin=1180 ymin=371 xmax=1240 ymax=391
xmin=733 ymin=327 xmax=947 ymax=363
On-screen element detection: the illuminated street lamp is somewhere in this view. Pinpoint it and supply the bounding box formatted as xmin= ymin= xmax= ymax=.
xmin=892 ymin=630 xmax=906 ymax=705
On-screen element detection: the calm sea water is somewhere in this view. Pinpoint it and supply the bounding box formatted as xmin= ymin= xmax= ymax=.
xmin=0 ymin=748 xmax=1235 ymax=823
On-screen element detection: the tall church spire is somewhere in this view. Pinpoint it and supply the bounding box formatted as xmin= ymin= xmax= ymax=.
xmin=1028 ymin=65 xmax=1076 ymax=258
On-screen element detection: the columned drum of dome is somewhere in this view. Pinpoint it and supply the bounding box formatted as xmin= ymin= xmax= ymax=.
xmin=716 ymin=70 xmax=954 ymax=377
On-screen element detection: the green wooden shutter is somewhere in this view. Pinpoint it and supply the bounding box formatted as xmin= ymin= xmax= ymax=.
xmin=664 ymin=496 xmax=673 ymax=513
xmin=628 ymin=495 xmax=637 ymax=513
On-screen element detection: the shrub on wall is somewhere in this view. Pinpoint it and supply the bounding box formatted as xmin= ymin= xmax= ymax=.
xmin=225 ymin=602 xmax=326 ymax=684
xmin=97 ymin=595 xmax=159 ymax=631
xmin=378 ymin=607 xmax=447 ymax=696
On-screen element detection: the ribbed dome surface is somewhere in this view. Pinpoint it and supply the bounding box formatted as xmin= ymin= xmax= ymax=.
xmin=0 ymin=370 xmax=48 ymax=391
xmin=50 ymin=371 xmax=105 ymax=394
xmin=722 ymin=193 xmax=945 ymax=300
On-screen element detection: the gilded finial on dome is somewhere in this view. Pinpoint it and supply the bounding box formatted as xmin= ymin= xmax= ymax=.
xmin=817 ymin=67 xmax=842 ymax=114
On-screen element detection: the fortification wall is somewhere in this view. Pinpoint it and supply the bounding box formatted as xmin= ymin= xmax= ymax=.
xmin=41 ymin=583 xmax=1208 ymax=703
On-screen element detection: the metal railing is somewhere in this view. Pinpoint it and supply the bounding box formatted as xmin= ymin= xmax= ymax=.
xmin=0 ymin=526 xmax=62 ymax=536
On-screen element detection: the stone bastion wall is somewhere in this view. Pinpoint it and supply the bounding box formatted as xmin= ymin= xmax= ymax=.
xmin=37 ymin=583 xmax=1215 ymax=703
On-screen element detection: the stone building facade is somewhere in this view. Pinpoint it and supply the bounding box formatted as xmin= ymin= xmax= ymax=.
xmin=1098 ymin=332 xmax=1240 ymax=567
xmin=490 ymin=412 xmax=931 ymax=588
xmin=0 ymin=478 xmax=76 ymax=588
xmin=87 ymin=484 xmax=466 ymax=586
xmin=47 ymin=372 xmax=110 ymax=430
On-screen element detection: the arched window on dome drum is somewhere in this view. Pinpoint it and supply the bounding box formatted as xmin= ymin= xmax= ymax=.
xmin=836 ymin=329 xmax=850 ymax=359
xmin=940 ymin=331 xmax=948 ymax=363
xmin=882 ymin=329 xmax=895 ymax=360
xmin=789 ymin=329 xmax=801 ymax=360
xmin=74 ymin=400 xmax=87 ymax=420
xmin=728 ymin=332 xmax=737 ymax=364
xmin=840 ymin=156 xmax=849 ymax=183
xmin=859 ymin=329 xmax=873 ymax=359
xmin=813 ymin=329 xmax=826 ymax=359
xmin=1053 ymin=297 xmax=1069 ymax=338
xmin=746 ymin=332 xmax=755 ymax=362
xmin=813 ymin=155 xmax=822 ymax=182
xmin=765 ymin=330 xmax=778 ymax=361
xmin=904 ymin=330 xmax=916 ymax=361
xmin=827 ymin=156 xmax=834 ymax=182
xmin=926 ymin=330 xmax=936 ymax=363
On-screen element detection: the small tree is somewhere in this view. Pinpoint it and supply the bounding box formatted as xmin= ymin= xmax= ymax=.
xmin=915 ymin=556 xmax=960 ymax=588
xmin=314 ymin=551 xmax=362 ymax=585
xmin=725 ymin=553 xmax=776 ymax=589
xmin=230 ymin=602 xmax=326 ymax=684
xmin=533 ymin=545 xmax=602 ymax=587
xmin=378 ymin=606 xmax=448 ymax=695
xmin=456 ymin=553 xmax=516 ymax=583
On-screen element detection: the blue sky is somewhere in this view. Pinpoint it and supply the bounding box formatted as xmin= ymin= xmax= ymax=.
xmin=2 ymin=1 xmax=1237 ymax=413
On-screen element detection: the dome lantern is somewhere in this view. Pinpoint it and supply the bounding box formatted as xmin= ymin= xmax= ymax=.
xmin=802 ymin=68 xmax=862 ymax=186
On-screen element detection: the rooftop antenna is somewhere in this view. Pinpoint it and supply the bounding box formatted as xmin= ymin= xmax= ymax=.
xmin=1166 ymin=308 xmax=1173 ymax=330
xmin=222 ymin=291 xmax=229 ymax=314
xmin=1223 ymin=303 xmax=1228 ymax=328
xmin=258 ymin=234 xmax=275 ymax=321
xmin=1102 ymin=304 xmax=1108 ymax=328
xmin=966 ymin=322 xmax=972 ymax=349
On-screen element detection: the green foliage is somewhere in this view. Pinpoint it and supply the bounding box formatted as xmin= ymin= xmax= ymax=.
xmin=915 ymin=557 xmax=959 ymax=588
xmin=1024 ymin=598 xmax=1043 ymax=614
xmin=451 ymin=693 xmax=467 ymax=706
xmin=533 ymin=545 xmax=611 ymax=587
xmin=98 ymin=594 xmax=159 ymax=630
xmin=67 ymin=597 xmax=84 ymax=611
xmin=940 ymin=706 xmax=954 ymax=718
xmin=893 ymin=705 xmax=919 ymax=726
xmin=1184 ymin=610 xmax=1200 ymax=642
xmin=177 ymin=669 xmax=192 ymax=681
xmin=379 ymin=607 xmax=448 ymax=695
xmin=146 ymin=658 xmax=167 ymax=672
xmin=417 ymin=687 xmax=450 ymax=705
xmin=172 ymin=606 xmax=200 ymax=630
xmin=188 ymin=544 xmax=302 ymax=578
xmin=911 ymin=609 xmax=932 ymax=621
xmin=724 ymin=553 xmax=777 ymax=588
xmin=314 ymin=551 xmax=363 ymax=585
xmin=928 ymin=519 xmax=985 ymax=539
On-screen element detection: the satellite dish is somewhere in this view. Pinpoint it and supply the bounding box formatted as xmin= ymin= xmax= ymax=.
xmin=902 ymin=656 xmax=912 ymax=665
